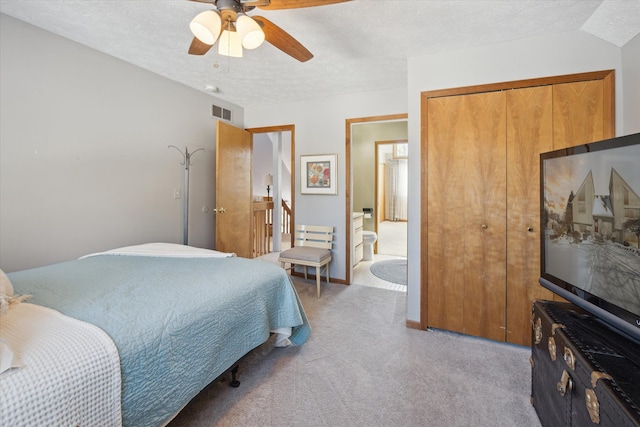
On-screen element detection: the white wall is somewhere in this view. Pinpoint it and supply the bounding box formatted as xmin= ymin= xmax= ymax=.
xmin=251 ymin=132 xmax=293 ymax=204
xmin=0 ymin=14 xmax=243 ymax=272
xmin=622 ymin=32 xmax=640 ymax=135
xmin=406 ymin=31 xmax=624 ymax=323
xmin=252 ymin=134 xmax=275 ymax=198
xmin=245 ymin=89 xmax=409 ymax=282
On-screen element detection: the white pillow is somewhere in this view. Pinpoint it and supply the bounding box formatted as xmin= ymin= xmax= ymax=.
xmin=0 ymin=269 xmax=14 ymax=297
xmin=1 ymin=269 xmax=14 ymax=315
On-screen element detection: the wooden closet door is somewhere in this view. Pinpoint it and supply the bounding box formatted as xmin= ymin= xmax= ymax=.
xmin=421 ymin=70 xmax=615 ymax=342
xmin=462 ymin=91 xmax=507 ymax=341
xmin=551 ymin=79 xmax=608 ymax=303
xmin=505 ymin=86 xmax=554 ymax=346
xmin=553 ymin=79 xmax=605 ymax=149
xmin=426 ymin=95 xmax=467 ymax=334
xmin=427 ymin=91 xmax=507 ymax=340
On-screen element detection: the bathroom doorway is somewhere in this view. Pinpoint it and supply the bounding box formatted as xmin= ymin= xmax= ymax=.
xmin=346 ymin=114 xmax=408 ymax=288
xmin=375 ymin=140 xmax=408 ymax=257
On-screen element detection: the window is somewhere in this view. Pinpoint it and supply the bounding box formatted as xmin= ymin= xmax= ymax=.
xmin=393 ymin=143 xmax=408 ymax=159
xmin=624 ymin=208 xmax=640 ymax=220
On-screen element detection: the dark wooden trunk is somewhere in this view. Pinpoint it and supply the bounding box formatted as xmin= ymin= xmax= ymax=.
xmin=531 ymin=300 xmax=640 ymax=427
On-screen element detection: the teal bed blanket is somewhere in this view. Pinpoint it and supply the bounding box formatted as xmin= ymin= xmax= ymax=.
xmin=8 ymin=253 xmax=310 ymax=427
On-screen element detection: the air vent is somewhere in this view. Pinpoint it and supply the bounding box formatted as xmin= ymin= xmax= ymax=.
xmin=211 ymin=104 xmax=232 ymax=122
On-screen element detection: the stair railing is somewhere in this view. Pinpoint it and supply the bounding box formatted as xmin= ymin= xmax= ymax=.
xmin=281 ymin=199 xmax=292 ymax=235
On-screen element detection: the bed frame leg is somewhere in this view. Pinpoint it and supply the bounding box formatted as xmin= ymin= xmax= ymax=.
xmin=229 ymin=364 xmax=241 ymax=388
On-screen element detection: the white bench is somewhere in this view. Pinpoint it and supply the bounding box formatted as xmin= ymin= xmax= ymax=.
xmin=278 ymin=224 xmax=333 ymax=298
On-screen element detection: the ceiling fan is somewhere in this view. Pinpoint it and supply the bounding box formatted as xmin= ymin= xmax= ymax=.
xmin=187 ymin=0 xmax=350 ymax=62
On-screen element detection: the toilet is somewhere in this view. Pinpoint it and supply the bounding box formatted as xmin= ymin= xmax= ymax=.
xmin=362 ymin=230 xmax=378 ymax=261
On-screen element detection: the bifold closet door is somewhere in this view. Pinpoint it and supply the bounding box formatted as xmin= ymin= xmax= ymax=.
xmin=550 ymin=79 xmax=608 ymax=305
xmin=505 ymin=86 xmax=555 ymax=346
xmin=422 ymin=70 xmax=614 ymax=344
xmin=427 ymin=91 xmax=507 ymax=341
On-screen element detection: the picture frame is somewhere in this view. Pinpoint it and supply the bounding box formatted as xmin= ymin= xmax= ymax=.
xmin=300 ymin=154 xmax=337 ymax=195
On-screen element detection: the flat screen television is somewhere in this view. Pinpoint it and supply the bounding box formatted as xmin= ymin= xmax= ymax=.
xmin=539 ymin=132 xmax=640 ymax=344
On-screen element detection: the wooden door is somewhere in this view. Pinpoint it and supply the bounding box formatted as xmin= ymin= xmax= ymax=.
xmin=421 ymin=70 xmax=615 ymax=343
xmin=427 ymin=91 xmax=507 ymax=340
xmin=505 ymin=86 xmax=554 ymax=345
xmin=461 ymin=91 xmax=508 ymax=341
xmin=377 ymin=162 xmax=385 ymax=224
xmin=551 ymin=79 xmax=609 ymax=303
xmin=375 ymin=161 xmax=385 ymax=254
xmin=427 ymin=95 xmax=468 ymax=334
xmin=215 ymin=121 xmax=253 ymax=258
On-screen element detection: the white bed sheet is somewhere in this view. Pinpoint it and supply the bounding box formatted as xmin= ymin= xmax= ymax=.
xmin=79 ymin=242 xmax=235 ymax=259
xmin=0 ymin=303 xmax=122 ymax=427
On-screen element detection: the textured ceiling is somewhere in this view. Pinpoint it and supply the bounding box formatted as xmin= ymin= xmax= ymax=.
xmin=1 ymin=0 xmax=639 ymax=108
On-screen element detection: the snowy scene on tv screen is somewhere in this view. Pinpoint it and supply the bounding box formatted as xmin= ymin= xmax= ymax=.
xmin=543 ymin=144 xmax=640 ymax=316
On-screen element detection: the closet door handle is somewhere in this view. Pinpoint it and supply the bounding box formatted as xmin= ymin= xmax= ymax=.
xmin=481 ymin=224 xmax=488 ymax=230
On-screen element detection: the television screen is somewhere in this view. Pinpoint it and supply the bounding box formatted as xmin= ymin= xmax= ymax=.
xmin=540 ymin=132 xmax=640 ymax=343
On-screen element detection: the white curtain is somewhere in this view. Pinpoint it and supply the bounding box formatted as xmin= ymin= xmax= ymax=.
xmin=385 ymin=159 xmax=408 ymax=221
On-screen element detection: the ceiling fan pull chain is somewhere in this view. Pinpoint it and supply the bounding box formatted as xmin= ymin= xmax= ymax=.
xmin=225 ymin=17 xmax=232 ymax=71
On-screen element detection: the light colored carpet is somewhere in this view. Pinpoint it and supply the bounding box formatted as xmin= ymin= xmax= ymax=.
xmin=168 ymin=278 xmax=540 ymax=427
xmin=369 ymin=259 xmax=407 ymax=285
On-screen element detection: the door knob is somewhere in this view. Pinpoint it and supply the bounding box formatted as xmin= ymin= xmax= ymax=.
xmin=528 ymin=226 xmax=534 ymax=232
xmin=219 ymin=207 xmax=226 ymax=214
xmin=481 ymin=224 xmax=488 ymax=229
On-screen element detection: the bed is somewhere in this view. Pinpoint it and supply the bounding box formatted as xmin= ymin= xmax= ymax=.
xmin=0 ymin=243 xmax=311 ymax=427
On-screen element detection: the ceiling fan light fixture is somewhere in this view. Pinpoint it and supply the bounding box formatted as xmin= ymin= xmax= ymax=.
xmin=235 ymin=13 xmax=265 ymax=50
xmin=218 ymin=29 xmax=243 ymax=58
xmin=190 ymin=10 xmax=222 ymax=45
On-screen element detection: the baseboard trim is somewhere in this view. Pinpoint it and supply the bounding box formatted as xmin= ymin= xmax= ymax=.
xmin=405 ymin=320 xmax=422 ymax=330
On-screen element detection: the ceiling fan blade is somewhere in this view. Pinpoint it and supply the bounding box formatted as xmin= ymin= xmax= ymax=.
xmin=257 ymin=0 xmax=351 ymax=10
xmin=253 ymin=16 xmax=313 ymax=62
xmin=241 ymin=0 xmax=271 ymax=7
xmin=188 ymin=37 xmax=213 ymax=55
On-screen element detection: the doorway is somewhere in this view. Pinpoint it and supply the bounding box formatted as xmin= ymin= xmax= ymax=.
xmin=346 ymin=114 xmax=408 ymax=287
xmin=375 ymin=140 xmax=408 ymax=257
xmin=247 ymin=125 xmax=295 ymax=255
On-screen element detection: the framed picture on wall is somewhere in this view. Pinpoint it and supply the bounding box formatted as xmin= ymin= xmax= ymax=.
xmin=300 ymin=153 xmax=337 ymax=195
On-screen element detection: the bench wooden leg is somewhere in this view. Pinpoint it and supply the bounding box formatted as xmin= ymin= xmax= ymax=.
xmin=315 ymin=266 xmax=321 ymax=298
xmin=326 ymin=263 xmax=330 ymax=285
